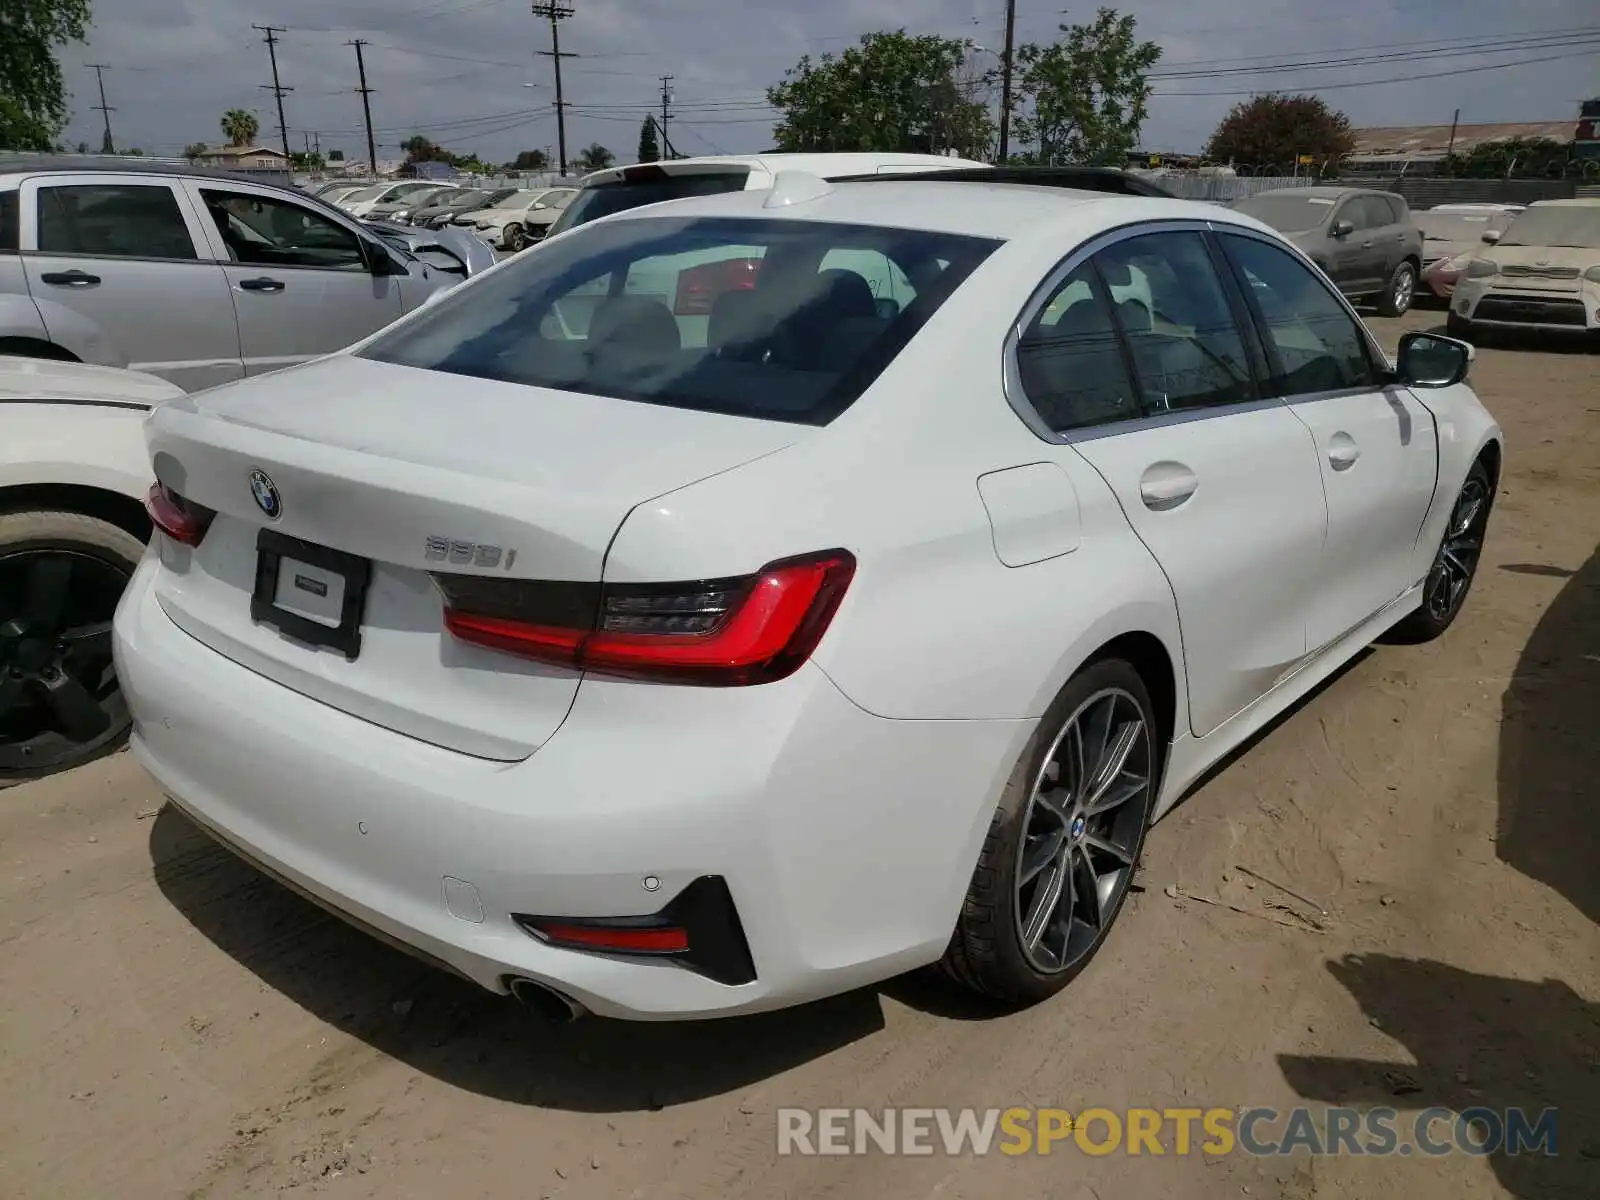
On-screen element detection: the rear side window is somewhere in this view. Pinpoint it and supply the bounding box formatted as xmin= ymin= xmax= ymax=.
xmin=0 ymin=191 xmax=17 ymax=252
xmin=362 ymin=215 xmax=999 ymax=425
xmin=1385 ymin=194 xmax=1408 ymax=223
xmin=36 ymin=184 xmax=197 ymax=260
xmin=1016 ymin=261 xmax=1139 ymax=432
xmin=546 ymin=171 xmax=751 ymax=237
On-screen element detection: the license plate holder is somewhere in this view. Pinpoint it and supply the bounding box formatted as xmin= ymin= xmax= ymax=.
xmin=251 ymin=528 xmax=372 ymax=660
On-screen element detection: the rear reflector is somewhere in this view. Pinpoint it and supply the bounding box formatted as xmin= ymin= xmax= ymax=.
xmin=145 ymin=482 xmax=216 ymax=547
xmin=528 ymin=923 xmax=690 ymax=953
xmin=436 ymin=549 xmax=855 ymax=686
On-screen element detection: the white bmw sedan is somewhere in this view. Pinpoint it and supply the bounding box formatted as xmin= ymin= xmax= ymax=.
xmin=113 ymin=173 xmax=1502 ymax=1022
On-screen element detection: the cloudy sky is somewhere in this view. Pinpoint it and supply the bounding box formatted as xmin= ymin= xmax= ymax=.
xmin=57 ymin=0 xmax=1599 ymax=166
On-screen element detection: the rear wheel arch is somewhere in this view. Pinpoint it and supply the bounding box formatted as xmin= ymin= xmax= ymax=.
xmin=1086 ymin=630 xmax=1178 ymax=754
xmin=0 ymin=336 xmax=78 ymax=362
xmin=1477 ymin=437 xmax=1503 ymax=493
xmin=0 ymin=482 xmax=151 ymax=543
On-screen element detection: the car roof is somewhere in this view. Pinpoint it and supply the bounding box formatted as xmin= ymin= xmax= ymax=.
xmin=1244 ymin=185 xmax=1373 ymax=200
xmin=0 ymin=154 xmax=291 ymax=188
xmin=577 ymin=176 xmax=1238 ymax=243
xmin=573 ymin=151 xmax=990 ymax=189
xmin=1528 ymin=197 xmax=1600 ymax=207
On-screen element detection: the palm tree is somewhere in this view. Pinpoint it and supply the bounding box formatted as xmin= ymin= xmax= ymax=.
xmin=220 ymin=109 xmax=259 ymax=148
xmin=574 ymin=142 xmax=615 ymax=172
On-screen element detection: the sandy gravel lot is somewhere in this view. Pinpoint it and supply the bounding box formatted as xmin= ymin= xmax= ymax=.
xmin=1 ymin=311 xmax=1595 ymax=1200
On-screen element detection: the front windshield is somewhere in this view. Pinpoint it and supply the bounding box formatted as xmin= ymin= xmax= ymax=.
xmin=1233 ymin=194 xmax=1337 ymax=234
xmin=1497 ymin=205 xmax=1600 ymax=249
xmin=444 ymin=189 xmax=489 ymax=208
xmin=490 ymin=191 xmax=535 ymax=210
xmin=340 ymin=184 xmax=385 ymax=202
xmin=1416 ymin=211 xmax=1514 ymax=244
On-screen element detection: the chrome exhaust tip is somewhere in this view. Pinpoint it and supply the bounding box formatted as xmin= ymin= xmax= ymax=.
xmin=508 ymin=977 xmax=588 ymax=1022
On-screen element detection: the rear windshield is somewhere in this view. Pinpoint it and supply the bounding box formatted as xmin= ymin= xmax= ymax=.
xmin=546 ymin=171 xmax=752 ymax=237
xmin=361 ymin=215 xmax=999 ymax=425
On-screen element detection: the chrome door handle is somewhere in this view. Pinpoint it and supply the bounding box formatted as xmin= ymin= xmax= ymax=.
xmin=1139 ymin=462 xmax=1199 ymax=511
xmin=1328 ymin=434 xmax=1361 ymax=471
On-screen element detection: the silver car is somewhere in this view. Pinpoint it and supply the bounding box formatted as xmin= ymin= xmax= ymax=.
xmin=0 ymin=158 xmax=465 ymax=391
xmin=1232 ymin=186 xmax=1424 ymax=317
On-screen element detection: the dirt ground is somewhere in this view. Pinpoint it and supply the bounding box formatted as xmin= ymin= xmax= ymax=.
xmin=1 ymin=310 xmax=1596 ymax=1200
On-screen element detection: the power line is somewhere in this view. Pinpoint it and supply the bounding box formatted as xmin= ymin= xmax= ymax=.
xmin=252 ymin=25 xmax=293 ymax=162
xmin=348 ymin=39 xmax=378 ymax=172
xmin=84 ymin=63 xmax=115 ymax=154
xmin=1151 ymin=46 xmax=1600 ymax=97
xmin=531 ymin=0 xmax=576 ymax=176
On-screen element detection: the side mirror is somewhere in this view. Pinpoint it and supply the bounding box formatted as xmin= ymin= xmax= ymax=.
xmin=1396 ymin=330 xmax=1472 ymax=388
xmin=1331 ymin=219 xmax=1354 ymax=238
xmin=1481 ymin=229 xmax=1501 ymax=244
xmin=367 ymin=244 xmax=409 ymax=276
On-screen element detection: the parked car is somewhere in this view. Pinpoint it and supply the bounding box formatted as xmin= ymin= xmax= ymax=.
xmin=116 ymin=172 xmax=1501 ymax=1022
xmin=407 ymin=187 xmax=518 ymax=230
xmin=363 ymin=183 xmax=459 ymax=224
xmin=1417 ymin=205 xmax=1524 ymax=299
xmin=543 ymin=151 xmax=991 ymax=239
xmin=336 ymin=181 xmax=449 ymax=218
xmin=1231 ymin=186 xmax=1423 ymax=316
xmin=453 ymin=188 xmax=578 ymax=251
xmin=1 ymin=356 xmax=181 ymax=782
xmin=0 ymin=158 xmax=468 ymax=390
xmin=1447 ymin=198 xmax=1600 ymax=338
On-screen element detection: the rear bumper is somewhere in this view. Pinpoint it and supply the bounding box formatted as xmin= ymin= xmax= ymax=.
xmin=114 ymin=554 xmax=1029 ymax=1019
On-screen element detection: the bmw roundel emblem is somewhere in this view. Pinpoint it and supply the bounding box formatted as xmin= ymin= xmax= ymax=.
xmin=249 ymin=468 xmax=282 ymax=519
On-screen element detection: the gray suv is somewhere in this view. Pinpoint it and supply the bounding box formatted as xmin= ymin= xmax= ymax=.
xmin=1232 ymin=186 xmax=1423 ymax=317
xmin=0 ymin=158 xmax=467 ymax=391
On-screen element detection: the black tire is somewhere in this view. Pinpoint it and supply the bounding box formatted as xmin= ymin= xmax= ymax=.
xmin=504 ymin=223 xmax=527 ymax=252
xmin=1388 ymin=458 xmax=1493 ymax=645
xmin=0 ymin=511 xmax=144 ymax=784
xmin=1376 ymin=260 xmax=1417 ymax=317
xmin=941 ymin=657 xmax=1162 ymax=1006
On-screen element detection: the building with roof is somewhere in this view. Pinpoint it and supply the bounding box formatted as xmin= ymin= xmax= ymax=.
xmin=1346 ymin=120 xmax=1575 ymax=174
xmin=192 ymin=144 xmax=291 ymax=171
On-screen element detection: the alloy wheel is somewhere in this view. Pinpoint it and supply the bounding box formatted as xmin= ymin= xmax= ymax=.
xmin=1014 ymin=687 xmax=1154 ymax=973
xmin=1392 ymin=265 xmax=1415 ymax=313
xmin=1424 ymin=474 xmax=1489 ymax=622
xmin=0 ymin=549 xmax=127 ymax=774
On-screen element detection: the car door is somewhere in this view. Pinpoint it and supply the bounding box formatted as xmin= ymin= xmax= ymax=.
xmin=1016 ymin=226 xmax=1329 ymax=738
xmin=185 ymin=181 xmax=404 ymax=375
xmin=1215 ymin=230 xmax=1439 ymax=652
xmin=1319 ymin=197 xmax=1373 ymax=295
xmin=1346 ymin=196 xmax=1396 ymax=294
xmin=17 ymin=175 xmax=243 ymax=389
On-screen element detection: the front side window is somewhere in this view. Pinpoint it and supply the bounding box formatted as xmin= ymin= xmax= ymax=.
xmin=1219 ymin=232 xmax=1377 ymax=395
xmin=36 ymin=184 xmax=197 ymax=260
xmin=1016 ymin=261 xmax=1138 ymax=432
xmin=1092 ymin=231 xmax=1255 ymax=414
xmin=199 ymin=189 xmax=367 ymax=270
xmin=361 ymin=215 xmax=998 ymax=425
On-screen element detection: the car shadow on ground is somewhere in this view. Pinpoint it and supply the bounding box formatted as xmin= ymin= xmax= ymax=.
xmin=1497 ymin=544 xmax=1599 ymax=924
xmin=148 ymin=807 xmax=892 ymax=1112
xmin=1278 ymin=954 xmax=1598 ymax=1199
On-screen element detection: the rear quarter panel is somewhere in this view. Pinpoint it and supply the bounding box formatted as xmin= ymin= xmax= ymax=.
xmin=0 ymin=401 xmax=152 ymax=497
xmin=1403 ymin=380 xmax=1503 ymax=582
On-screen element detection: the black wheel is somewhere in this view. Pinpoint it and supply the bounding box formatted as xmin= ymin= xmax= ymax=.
xmin=504 ymin=223 xmax=527 ymax=252
xmin=942 ymin=658 xmax=1161 ymax=1005
xmin=0 ymin=511 xmax=143 ymax=783
xmin=1377 ymin=260 xmax=1416 ymax=317
xmin=1388 ymin=459 xmax=1493 ymax=644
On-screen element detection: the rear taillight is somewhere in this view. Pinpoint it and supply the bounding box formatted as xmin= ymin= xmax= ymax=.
xmin=674 ymin=257 xmax=762 ymax=315
xmin=435 ymin=549 xmax=855 ymax=686
xmin=144 ymin=482 xmax=216 ymax=547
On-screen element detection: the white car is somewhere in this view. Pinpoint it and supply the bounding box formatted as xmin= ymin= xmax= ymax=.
xmin=1447 ymin=198 xmax=1600 ymax=337
xmin=337 ymin=181 xmax=451 ymax=219
xmin=453 ymin=188 xmax=578 ymax=252
xmin=1 ymin=356 xmax=181 ymax=781
xmin=113 ymin=174 xmax=1502 ymax=1021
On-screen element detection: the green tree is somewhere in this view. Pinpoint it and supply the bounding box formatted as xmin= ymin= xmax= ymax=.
xmin=637 ymin=115 xmax=660 ymax=163
xmin=509 ymin=148 xmax=549 ymax=170
xmin=220 ymin=108 xmax=259 ymax=146
xmin=183 ymin=141 xmax=208 ymax=160
xmin=1204 ymin=94 xmax=1355 ymax=173
xmin=0 ymin=0 xmax=93 ymax=151
xmin=766 ymin=30 xmax=994 ymax=158
xmin=574 ymin=142 xmax=615 ymax=172
xmin=1439 ymin=137 xmax=1573 ymax=179
xmin=1010 ymin=8 xmax=1161 ymax=166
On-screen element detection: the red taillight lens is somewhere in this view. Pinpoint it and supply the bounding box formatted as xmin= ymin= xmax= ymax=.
xmin=436 ymin=549 xmax=855 ymax=686
xmin=144 ymin=482 xmax=216 ymax=547
xmin=526 ymin=922 xmax=690 ymax=953
xmin=674 ymin=256 xmax=762 ymax=315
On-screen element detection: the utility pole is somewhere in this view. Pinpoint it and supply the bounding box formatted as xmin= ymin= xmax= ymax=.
xmin=531 ymin=1 xmax=575 ymax=176
xmin=996 ymin=0 xmax=1017 ymax=162
xmin=659 ymin=74 xmax=674 ymax=159
xmin=348 ymin=40 xmax=378 ymax=174
xmin=253 ymin=24 xmax=293 ymax=163
xmin=85 ymin=63 xmax=115 ymax=154
xmin=1446 ymin=108 xmax=1461 ymax=160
